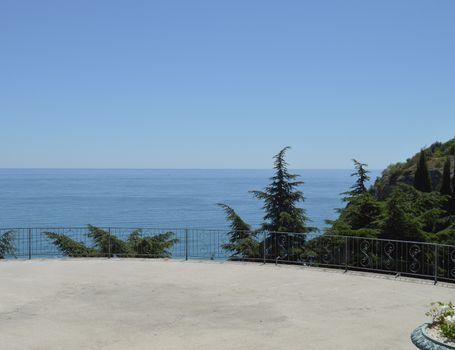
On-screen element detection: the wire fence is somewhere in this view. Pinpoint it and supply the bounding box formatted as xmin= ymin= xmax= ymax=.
xmin=1 ymin=227 xmax=454 ymax=284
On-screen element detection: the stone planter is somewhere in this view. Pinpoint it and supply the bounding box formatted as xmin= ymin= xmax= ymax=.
xmin=411 ymin=324 xmax=455 ymax=350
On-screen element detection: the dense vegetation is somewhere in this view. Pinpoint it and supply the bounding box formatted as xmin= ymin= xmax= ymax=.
xmin=218 ymin=146 xmax=316 ymax=259
xmin=327 ymin=138 xmax=455 ymax=245
xmin=374 ymin=138 xmax=455 ymax=199
xmin=219 ymin=139 xmax=455 ymax=261
xmin=45 ymin=225 xmax=178 ymax=258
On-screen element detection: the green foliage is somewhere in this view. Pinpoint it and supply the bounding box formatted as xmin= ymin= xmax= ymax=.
xmin=45 ymin=232 xmax=96 ymax=257
xmin=328 ymin=154 xmax=452 ymax=244
xmin=426 ymin=302 xmax=455 ymax=342
xmin=326 ymin=160 xmax=383 ymax=238
xmin=452 ymin=165 xmax=455 ymax=214
xmin=128 ymin=230 xmax=178 ymax=258
xmin=218 ymin=147 xmax=315 ymax=259
xmin=388 ymin=185 xmax=447 ymax=233
xmin=46 ymin=225 xmax=178 ymax=258
xmin=434 ymin=226 xmax=455 ymax=246
xmin=342 ymin=193 xmax=383 ymax=230
xmin=372 ymin=138 xmax=455 ymax=200
xmin=413 ymin=150 xmax=432 ymax=192
xmin=379 ymin=187 xmax=425 ymax=241
xmin=344 ymin=159 xmax=370 ymax=198
xmin=217 ymin=203 xmax=251 ymax=233
xmin=250 ymin=146 xmax=315 ymax=233
xmin=224 ymin=236 xmax=261 ymax=259
xmin=0 ymin=231 xmax=16 ymax=258
xmin=87 ymin=225 xmax=131 ymax=256
xmin=440 ymin=157 xmax=452 ymax=197
xmin=217 ymin=203 xmax=259 ymax=258
xmin=328 ymin=140 xmax=455 ymax=246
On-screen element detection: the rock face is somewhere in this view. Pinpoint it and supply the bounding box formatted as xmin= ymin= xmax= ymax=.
xmin=373 ymin=138 xmax=455 ymax=200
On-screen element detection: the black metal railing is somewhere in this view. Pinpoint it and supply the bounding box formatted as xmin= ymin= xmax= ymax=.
xmin=1 ymin=227 xmax=454 ymax=283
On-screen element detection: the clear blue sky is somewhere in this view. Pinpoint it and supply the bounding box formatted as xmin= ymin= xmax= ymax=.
xmin=1 ymin=0 xmax=454 ymax=169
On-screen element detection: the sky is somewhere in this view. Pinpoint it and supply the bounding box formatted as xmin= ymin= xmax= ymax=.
xmin=1 ymin=0 xmax=454 ymax=169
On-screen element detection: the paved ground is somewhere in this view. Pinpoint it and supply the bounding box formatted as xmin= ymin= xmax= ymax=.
xmin=0 ymin=259 xmax=453 ymax=350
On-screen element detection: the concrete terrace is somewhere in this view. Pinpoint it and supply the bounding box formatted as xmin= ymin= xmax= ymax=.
xmin=0 ymin=259 xmax=453 ymax=350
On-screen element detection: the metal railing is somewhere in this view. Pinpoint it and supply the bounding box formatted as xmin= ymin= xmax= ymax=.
xmin=1 ymin=227 xmax=454 ymax=283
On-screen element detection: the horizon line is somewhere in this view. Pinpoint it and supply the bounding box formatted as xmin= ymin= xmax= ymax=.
xmin=0 ymin=167 xmax=384 ymax=171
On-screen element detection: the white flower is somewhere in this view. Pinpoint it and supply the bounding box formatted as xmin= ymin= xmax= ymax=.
xmin=445 ymin=315 xmax=455 ymax=326
xmin=441 ymin=305 xmax=450 ymax=312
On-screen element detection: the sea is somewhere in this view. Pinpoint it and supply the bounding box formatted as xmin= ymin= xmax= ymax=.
xmin=0 ymin=169 xmax=382 ymax=231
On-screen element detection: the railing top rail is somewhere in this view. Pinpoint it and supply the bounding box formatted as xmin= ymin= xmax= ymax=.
xmin=319 ymin=234 xmax=452 ymax=248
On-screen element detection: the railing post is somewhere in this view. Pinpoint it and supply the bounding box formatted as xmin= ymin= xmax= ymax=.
xmin=434 ymin=244 xmax=438 ymax=285
xmin=28 ymin=229 xmax=32 ymax=260
xmin=185 ymin=229 xmax=188 ymax=261
xmin=108 ymin=227 xmax=111 ymax=259
xmin=263 ymin=231 xmax=267 ymax=264
xmin=344 ymin=236 xmax=348 ymax=272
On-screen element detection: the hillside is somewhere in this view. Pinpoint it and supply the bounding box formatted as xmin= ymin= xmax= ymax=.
xmin=373 ymin=138 xmax=455 ymax=199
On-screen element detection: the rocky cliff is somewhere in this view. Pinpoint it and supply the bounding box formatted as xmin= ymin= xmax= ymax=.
xmin=373 ymin=138 xmax=455 ymax=200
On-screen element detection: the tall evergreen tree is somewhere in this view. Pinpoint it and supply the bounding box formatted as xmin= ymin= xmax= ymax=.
xmin=413 ymin=150 xmax=432 ymax=193
xmin=452 ymin=161 xmax=455 ymax=214
xmin=326 ymin=159 xmax=381 ymax=237
xmin=343 ymin=159 xmax=370 ymax=200
xmin=250 ymin=146 xmax=314 ymax=233
xmin=440 ymin=158 xmax=452 ymax=207
xmin=351 ymin=159 xmax=370 ymax=195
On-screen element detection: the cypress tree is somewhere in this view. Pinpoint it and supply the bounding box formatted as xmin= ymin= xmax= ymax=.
xmin=452 ymin=162 xmax=455 ymax=214
xmin=439 ymin=157 xmax=453 ymax=213
xmin=250 ymin=146 xmax=313 ymax=233
xmin=440 ymin=157 xmax=452 ymax=197
xmin=413 ymin=150 xmax=432 ymax=192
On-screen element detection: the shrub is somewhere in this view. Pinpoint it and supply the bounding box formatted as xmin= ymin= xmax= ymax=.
xmin=46 ymin=225 xmax=178 ymax=258
xmin=45 ymin=232 xmax=96 ymax=257
xmin=0 ymin=230 xmax=16 ymax=258
xmin=426 ymin=301 xmax=455 ymax=341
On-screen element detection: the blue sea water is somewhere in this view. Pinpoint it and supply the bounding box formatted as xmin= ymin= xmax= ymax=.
xmin=0 ymin=169 xmax=382 ymax=231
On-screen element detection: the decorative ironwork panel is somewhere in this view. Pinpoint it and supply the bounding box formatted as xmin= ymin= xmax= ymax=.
xmin=409 ymin=244 xmax=421 ymax=274
xmin=383 ymin=242 xmax=395 ymax=270
xmin=360 ymin=240 xmax=371 ymax=267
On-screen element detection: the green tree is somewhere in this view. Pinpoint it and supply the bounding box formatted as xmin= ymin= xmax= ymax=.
xmin=344 ymin=159 xmax=370 ymax=198
xmin=217 ymin=203 xmax=259 ymax=258
xmin=250 ymin=146 xmax=314 ymax=233
xmin=440 ymin=157 xmax=452 ymax=196
xmin=452 ymin=162 xmax=455 ymax=214
xmin=380 ymin=188 xmax=425 ymax=242
xmin=439 ymin=157 xmax=453 ymax=213
xmin=326 ymin=159 xmax=382 ymax=238
xmin=413 ymin=150 xmax=432 ymax=192
xmin=340 ymin=193 xmax=382 ymax=231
